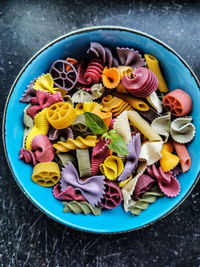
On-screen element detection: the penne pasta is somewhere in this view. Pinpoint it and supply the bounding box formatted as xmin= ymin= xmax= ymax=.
xmin=172 ymin=141 xmax=191 ymax=172
xmin=144 ymin=54 xmax=168 ymax=93
xmin=127 ymin=110 xmax=162 ymax=141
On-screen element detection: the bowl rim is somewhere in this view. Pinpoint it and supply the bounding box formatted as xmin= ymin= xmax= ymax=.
xmin=2 ymin=25 xmax=200 ymax=234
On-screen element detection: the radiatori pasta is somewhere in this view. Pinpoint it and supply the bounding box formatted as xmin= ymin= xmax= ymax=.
xmin=19 ymin=41 xmax=195 ymax=216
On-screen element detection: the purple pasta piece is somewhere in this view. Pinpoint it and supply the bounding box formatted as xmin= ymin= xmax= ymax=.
xmin=138 ymin=107 xmax=160 ymax=122
xmin=172 ymin=166 xmax=182 ymax=178
xmin=48 ymin=126 xmax=74 ymax=141
xmin=87 ymin=42 xmax=118 ymax=68
xmin=118 ymin=133 xmax=141 ymax=181
xmin=20 ymin=80 xmax=36 ymax=103
xmin=49 ymin=60 xmax=78 ymax=91
xmin=116 ymin=47 xmax=146 ymax=68
xmin=100 ymin=180 xmax=122 ymax=209
xmin=60 ymin=162 xmax=106 ymax=207
xmin=132 ymin=174 xmax=156 ymax=200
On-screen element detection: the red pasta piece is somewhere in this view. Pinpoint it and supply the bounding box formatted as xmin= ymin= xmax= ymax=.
xmin=172 ymin=141 xmax=191 ymax=172
xmin=19 ymin=148 xmax=37 ymax=165
xmin=53 ymin=184 xmax=86 ymax=201
xmin=77 ymin=59 xmax=104 ymax=90
xmin=122 ymin=67 xmax=158 ymax=98
xmin=162 ymin=89 xmax=192 ymax=116
xmin=133 ymin=174 xmax=156 ymax=200
xmin=84 ymin=59 xmax=104 ymax=84
xmin=91 ymin=138 xmax=110 ymax=176
xmin=27 ymin=90 xmax=63 ymax=118
xmin=100 ymin=180 xmax=122 ymax=209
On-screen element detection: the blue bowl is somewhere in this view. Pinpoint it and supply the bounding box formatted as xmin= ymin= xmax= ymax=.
xmin=3 ymin=26 xmax=200 ymax=233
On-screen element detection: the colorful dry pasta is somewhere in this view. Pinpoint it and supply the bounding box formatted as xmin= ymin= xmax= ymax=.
xmin=19 ymin=42 xmax=195 ymax=216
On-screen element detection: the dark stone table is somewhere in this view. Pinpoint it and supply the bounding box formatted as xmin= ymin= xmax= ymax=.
xmin=0 ymin=0 xmax=200 ymax=266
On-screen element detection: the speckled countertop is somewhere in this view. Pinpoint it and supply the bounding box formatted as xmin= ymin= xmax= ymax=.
xmin=0 ymin=0 xmax=200 ymax=266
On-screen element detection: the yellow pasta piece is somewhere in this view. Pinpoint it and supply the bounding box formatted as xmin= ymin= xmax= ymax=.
xmin=160 ymin=142 xmax=179 ymax=172
xmin=34 ymin=73 xmax=66 ymax=96
xmin=114 ymin=92 xmax=149 ymax=111
xmin=32 ymin=162 xmax=60 ymax=187
xmin=117 ymin=66 xmax=133 ymax=79
xmin=53 ymin=135 xmax=98 ymax=153
xmin=75 ymin=102 xmax=103 ymax=116
xmin=101 ymin=95 xmax=133 ymax=117
xmin=119 ymin=175 xmax=132 ymax=188
xmin=25 ymin=108 xmax=49 ymax=150
xmin=100 ymin=156 xmax=124 ymax=180
xmin=47 ymin=102 xmax=77 ymax=129
xmin=116 ymin=82 xmax=129 ymax=94
xmin=127 ymin=111 xmax=162 ymax=141
xmin=144 ymin=54 xmax=168 ymax=93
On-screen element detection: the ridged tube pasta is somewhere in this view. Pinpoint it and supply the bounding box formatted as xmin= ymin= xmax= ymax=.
xmin=100 ymin=156 xmax=124 ymax=180
xmin=47 ymin=102 xmax=76 ymax=129
xmin=114 ymin=92 xmax=150 ymax=111
xmin=63 ymin=201 xmax=101 ymax=216
xmin=25 ymin=108 xmax=49 ymax=150
xmin=172 ymin=141 xmax=191 ymax=173
xmin=76 ymin=149 xmax=91 ymax=178
xmin=53 ymin=135 xmax=97 ymax=153
xmin=113 ymin=111 xmax=131 ymax=145
xmin=127 ymin=110 xmax=162 ymax=141
xmin=144 ymin=54 xmax=168 ymax=93
xmin=127 ymin=187 xmax=163 ymax=215
xmin=32 ymin=162 xmax=60 ymax=187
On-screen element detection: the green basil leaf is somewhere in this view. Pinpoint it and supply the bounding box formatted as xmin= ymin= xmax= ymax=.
xmin=108 ymin=133 xmax=129 ymax=156
xmin=84 ymin=112 xmax=108 ymax=134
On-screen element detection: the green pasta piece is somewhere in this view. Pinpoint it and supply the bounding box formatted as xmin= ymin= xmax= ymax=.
xmin=63 ymin=201 xmax=101 ymax=216
xmin=72 ymin=114 xmax=93 ymax=136
xmin=76 ymin=148 xmax=91 ymax=177
xmin=55 ymin=152 xmax=77 ymax=168
xmin=130 ymin=187 xmax=164 ymax=216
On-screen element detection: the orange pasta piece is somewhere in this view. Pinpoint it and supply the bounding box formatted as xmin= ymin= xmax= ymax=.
xmin=47 ymin=102 xmax=76 ymax=129
xmin=113 ymin=92 xmax=149 ymax=111
xmin=102 ymin=67 xmax=120 ymax=89
xmin=173 ymin=141 xmax=191 ymax=172
xmin=163 ymin=89 xmax=192 ymax=116
xmin=101 ymin=95 xmax=133 ymax=117
xmin=66 ymin=58 xmax=78 ymax=71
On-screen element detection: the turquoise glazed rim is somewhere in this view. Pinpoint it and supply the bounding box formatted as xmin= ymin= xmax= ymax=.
xmin=3 ymin=26 xmax=200 ymax=234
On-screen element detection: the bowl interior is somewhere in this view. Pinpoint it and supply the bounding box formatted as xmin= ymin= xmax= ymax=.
xmin=4 ymin=27 xmax=200 ymax=233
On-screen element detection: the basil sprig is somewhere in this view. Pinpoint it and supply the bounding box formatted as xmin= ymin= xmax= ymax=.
xmin=84 ymin=112 xmax=128 ymax=156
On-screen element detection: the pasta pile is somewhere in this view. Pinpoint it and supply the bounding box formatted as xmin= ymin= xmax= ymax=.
xmin=19 ymin=42 xmax=195 ymax=216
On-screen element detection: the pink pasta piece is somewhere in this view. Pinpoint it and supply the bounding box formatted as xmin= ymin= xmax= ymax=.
xmin=91 ymin=138 xmax=110 ymax=176
xmin=172 ymin=141 xmax=191 ymax=172
xmin=100 ymin=180 xmax=122 ymax=209
xmin=53 ymin=184 xmax=86 ymax=201
xmin=19 ymin=148 xmax=37 ymax=165
xmin=146 ymin=164 xmax=180 ymax=197
xmin=122 ymin=67 xmax=158 ymax=98
xmin=133 ymin=174 xmax=156 ymax=200
xmin=109 ymin=118 xmax=116 ymax=130
xmin=27 ymin=90 xmax=63 ymax=118
xmin=31 ymin=134 xmax=54 ymax=163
